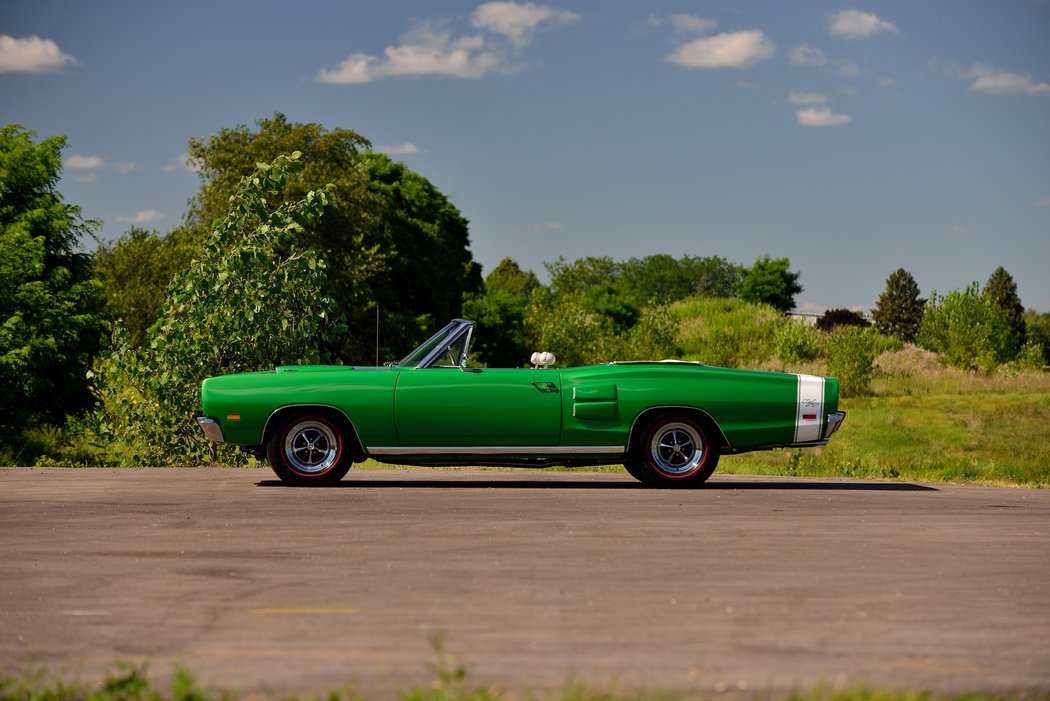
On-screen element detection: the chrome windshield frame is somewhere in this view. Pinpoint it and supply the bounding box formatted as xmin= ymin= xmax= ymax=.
xmin=397 ymin=318 xmax=475 ymax=369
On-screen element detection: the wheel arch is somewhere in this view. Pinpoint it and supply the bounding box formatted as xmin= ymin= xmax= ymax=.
xmin=627 ymin=406 xmax=731 ymax=456
xmin=262 ymin=405 xmax=367 ymax=462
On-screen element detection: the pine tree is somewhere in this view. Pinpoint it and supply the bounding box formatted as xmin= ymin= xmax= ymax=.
xmin=872 ymin=268 xmax=925 ymax=342
xmin=984 ymin=266 xmax=1026 ymax=348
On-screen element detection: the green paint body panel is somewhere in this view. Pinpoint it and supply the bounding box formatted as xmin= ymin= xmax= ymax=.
xmin=201 ymin=359 xmax=841 ymax=462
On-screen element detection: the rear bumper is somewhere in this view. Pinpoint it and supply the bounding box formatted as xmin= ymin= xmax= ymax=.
xmin=825 ymin=411 xmax=846 ymax=439
xmin=196 ymin=416 xmax=225 ymax=443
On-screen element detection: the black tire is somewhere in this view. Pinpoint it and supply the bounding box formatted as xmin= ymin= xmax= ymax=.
xmin=629 ymin=414 xmax=719 ymax=487
xmin=266 ymin=412 xmax=353 ymax=486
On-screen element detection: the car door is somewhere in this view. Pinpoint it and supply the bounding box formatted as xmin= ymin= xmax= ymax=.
xmin=393 ymin=368 xmax=562 ymax=447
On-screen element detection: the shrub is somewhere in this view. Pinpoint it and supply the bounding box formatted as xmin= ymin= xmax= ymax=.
xmin=917 ymin=283 xmax=1016 ymax=371
xmin=827 ymin=326 xmax=878 ymax=397
xmin=774 ymin=318 xmax=822 ymax=362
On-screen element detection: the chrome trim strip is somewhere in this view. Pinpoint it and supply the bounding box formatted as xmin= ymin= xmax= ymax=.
xmin=368 ymin=445 xmax=624 ymax=456
xmin=196 ymin=416 xmax=225 ymax=444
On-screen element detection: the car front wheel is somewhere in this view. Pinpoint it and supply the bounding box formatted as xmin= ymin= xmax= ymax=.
xmin=266 ymin=413 xmax=353 ymax=486
xmin=628 ymin=414 xmax=719 ymax=487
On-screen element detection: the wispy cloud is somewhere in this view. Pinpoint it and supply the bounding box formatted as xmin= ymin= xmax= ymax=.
xmin=1035 ymin=198 xmax=1050 ymax=208
xmin=471 ymin=1 xmax=578 ymax=48
xmin=113 ymin=162 xmax=138 ymax=174
xmin=665 ymin=29 xmax=775 ymax=70
xmin=961 ymin=63 xmax=1050 ymax=95
xmin=530 ymin=221 xmax=563 ymax=232
xmin=789 ymin=43 xmax=859 ymax=77
xmin=65 ymin=154 xmax=105 ymax=169
xmin=317 ymin=2 xmax=577 ymax=84
xmin=788 ymin=91 xmax=828 ymax=105
xmin=116 ymin=209 xmax=164 ymax=224
xmin=828 ymin=9 xmax=899 ymax=39
xmin=377 ymin=142 xmax=421 ymax=155
xmin=796 ymin=106 xmax=852 ymax=127
xmin=648 ymin=14 xmax=718 ymax=35
xmin=0 ymin=34 xmax=76 ymax=73
xmin=163 ymin=153 xmax=201 ymax=173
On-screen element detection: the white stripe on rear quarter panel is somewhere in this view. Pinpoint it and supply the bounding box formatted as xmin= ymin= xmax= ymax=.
xmin=795 ymin=374 xmax=825 ymax=443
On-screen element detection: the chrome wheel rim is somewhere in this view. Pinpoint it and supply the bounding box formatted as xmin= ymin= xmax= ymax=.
xmin=649 ymin=421 xmax=704 ymax=476
xmin=283 ymin=420 xmax=339 ymax=475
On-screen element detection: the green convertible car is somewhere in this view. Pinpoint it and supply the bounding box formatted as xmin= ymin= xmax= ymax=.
xmin=197 ymin=318 xmax=845 ymax=487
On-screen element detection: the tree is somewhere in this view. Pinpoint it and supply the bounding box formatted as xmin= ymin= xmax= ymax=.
xmin=1024 ymin=309 xmax=1050 ymax=365
xmin=93 ymin=227 xmax=199 ymax=347
xmin=739 ymin=255 xmax=802 ymax=313
xmin=984 ymin=267 xmax=1026 ymax=349
xmin=95 ymin=153 xmax=335 ymax=465
xmin=916 ymin=283 xmax=1015 ymax=370
xmin=0 ymin=125 xmax=106 ymax=439
xmin=871 ymin=268 xmax=925 ymax=342
xmin=817 ymin=308 xmax=870 ymax=332
xmin=462 ymin=258 xmax=540 ymax=367
xmin=185 ymin=113 xmax=481 ymax=363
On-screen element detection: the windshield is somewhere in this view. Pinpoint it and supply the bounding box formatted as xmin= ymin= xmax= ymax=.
xmin=395 ymin=320 xmax=461 ymax=367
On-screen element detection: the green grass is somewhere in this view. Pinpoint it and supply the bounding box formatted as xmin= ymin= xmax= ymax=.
xmin=1 ymin=662 xmax=1042 ymax=701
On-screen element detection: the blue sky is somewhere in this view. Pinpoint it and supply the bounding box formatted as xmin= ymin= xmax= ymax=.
xmin=3 ymin=1 xmax=1049 ymax=313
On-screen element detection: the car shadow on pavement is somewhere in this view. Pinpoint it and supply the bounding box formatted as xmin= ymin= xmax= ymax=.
xmin=257 ymin=478 xmax=938 ymax=492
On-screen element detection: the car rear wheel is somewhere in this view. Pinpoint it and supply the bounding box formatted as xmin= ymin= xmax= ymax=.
xmin=628 ymin=414 xmax=719 ymax=487
xmin=266 ymin=413 xmax=353 ymax=486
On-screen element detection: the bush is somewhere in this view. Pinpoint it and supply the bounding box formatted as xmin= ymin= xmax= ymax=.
xmin=672 ymin=297 xmax=783 ymax=367
xmin=774 ymin=319 xmax=822 ymax=362
xmin=827 ymin=326 xmax=878 ymax=397
xmin=917 ymin=283 xmax=1016 ymax=371
xmin=93 ymin=153 xmax=336 ymax=465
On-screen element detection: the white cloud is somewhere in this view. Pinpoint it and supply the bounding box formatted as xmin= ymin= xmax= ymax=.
xmin=962 ymin=63 xmax=1050 ymax=96
xmin=163 ymin=153 xmax=201 ymax=173
xmin=665 ymin=30 xmax=775 ymax=70
xmin=116 ymin=209 xmax=164 ymax=224
xmin=318 ymin=3 xmax=578 ymax=84
xmin=318 ymin=23 xmax=499 ymax=83
xmin=878 ymin=76 xmax=895 ymax=88
xmin=0 ymin=34 xmax=76 ymax=74
xmin=113 ymin=161 xmax=138 ymax=174
xmin=828 ymin=9 xmax=899 ymax=39
xmin=471 ymin=2 xmax=579 ymax=48
xmin=796 ymin=106 xmax=852 ymax=127
xmin=788 ymin=91 xmax=828 ymax=105
xmin=377 ymin=142 xmax=421 ymax=155
xmin=65 ymin=154 xmax=105 ymax=169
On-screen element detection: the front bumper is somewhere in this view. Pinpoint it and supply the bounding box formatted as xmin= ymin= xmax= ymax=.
xmin=196 ymin=416 xmax=225 ymax=443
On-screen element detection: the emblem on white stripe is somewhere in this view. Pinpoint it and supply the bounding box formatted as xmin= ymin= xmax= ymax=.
xmin=794 ymin=374 xmax=825 ymax=443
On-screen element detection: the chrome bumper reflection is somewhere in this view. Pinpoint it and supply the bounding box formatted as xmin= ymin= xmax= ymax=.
xmin=824 ymin=411 xmax=846 ymax=439
xmin=196 ymin=416 xmax=225 ymax=443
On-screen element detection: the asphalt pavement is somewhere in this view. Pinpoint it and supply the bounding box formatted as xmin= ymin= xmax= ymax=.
xmin=1 ymin=466 xmax=1048 ymax=697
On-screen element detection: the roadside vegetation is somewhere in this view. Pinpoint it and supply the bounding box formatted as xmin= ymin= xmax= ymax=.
xmin=1 ymin=660 xmax=1043 ymax=701
xmin=2 ymin=117 xmax=1048 ymax=485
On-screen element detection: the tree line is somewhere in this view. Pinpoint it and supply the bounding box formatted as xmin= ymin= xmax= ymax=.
xmin=2 ymin=116 xmax=1048 ymax=465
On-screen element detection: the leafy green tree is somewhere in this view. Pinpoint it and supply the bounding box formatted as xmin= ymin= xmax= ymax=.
xmin=871 ymin=268 xmax=925 ymax=342
xmin=93 ymin=227 xmax=199 ymax=347
xmin=826 ymin=326 xmax=878 ymax=397
xmin=984 ymin=266 xmax=1026 ymax=349
xmin=94 ymin=153 xmax=335 ymax=465
xmin=546 ymin=256 xmax=620 ymax=296
xmin=680 ymin=255 xmax=742 ymax=298
xmin=916 ymin=283 xmax=1015 ymax=370
xmin=739 ymin=255 xmax=802 ymax=313
xmin=462 ymin=258 xmax=540 ymax=367
xmin=0 ymin=125 xmax=106 ymax=439
xmin=185 ymin=113 xmax=480 ymax=363
xmin=363 ymin=152 xmax=482 ymax=357
xmin=1024 ymin=309 xmax=1050 ymax=365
